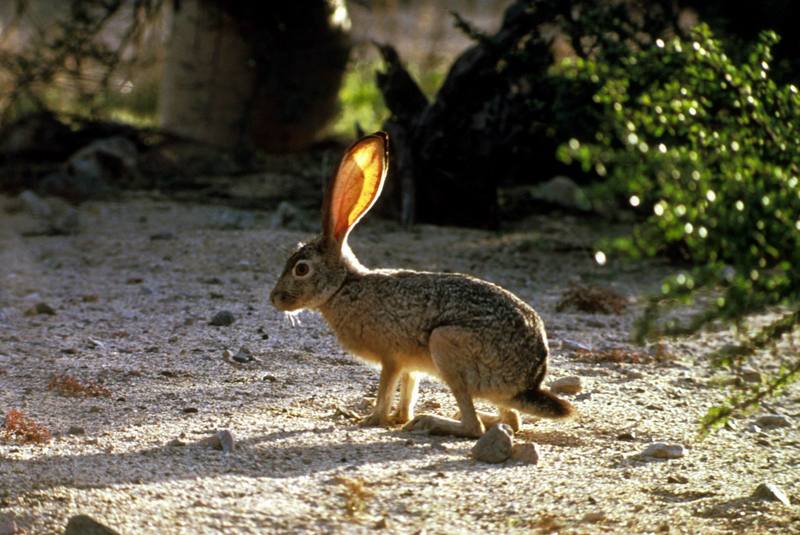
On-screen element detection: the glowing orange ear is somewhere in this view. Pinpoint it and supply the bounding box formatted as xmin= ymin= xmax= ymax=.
xmin=324 ymin=132 xmax=389 ymax=247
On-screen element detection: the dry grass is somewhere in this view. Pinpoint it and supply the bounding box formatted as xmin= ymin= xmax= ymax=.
xmin=556 ymin=283 xmax=628 ymax=314
xmin=47 ymin=374 xmax=111 ymax=398
xmin=573 ymin=344 xmax=675 ymax=366
xmin=334 ymin=476 xmax=373 ymax=518
xmin=2 ymin=409 xmax=52 ymax=444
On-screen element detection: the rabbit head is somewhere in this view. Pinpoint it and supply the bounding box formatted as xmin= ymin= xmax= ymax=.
xmin=270 ymin=132 xmax=389 ymax=312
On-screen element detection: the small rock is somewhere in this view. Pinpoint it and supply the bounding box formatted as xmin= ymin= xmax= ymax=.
xmin=740 ymin=367 xmax=762 ymax=383
xmin=746 ymin=423 xmax=762 ymax=433
xmin=67 ymin=426 xmax=85 ymax=435
xmin=530 ymin=176 xmax=592 ymax=212
xmin=217 ymin=430 xmax=235 ymax=453
xmin=217 ymin=209 xmax=256 ymax=230
xmin=511 ymin=442 xmax=540 ymax=464
xmin=471 ymin=423 xmax=514 ymax=464
xmin=575 ymin=392 xmax=592 ymax=401
xmin=209 ymin=310 xmax=235 ymax=326
xmin=24 ymin=302 xmax=56 ymax=316
xmin=20 ymin=190 xmax=80 ymax=235
xmin=199 ymin=430 xmax=235 ymax=453
xmin=0 ymin=517 xmax=18 ymax=535
xmin=667 ymin=474 xmax=689 ymax=484
xmin=753 ymin=482 xmax=790 ymax=506
xmin=149 ymin=232 xmax=174 ymax=241
xmin=374 ymin=517 xmax=390 ymax=530
xmin=166 ymin=438 xmax=186 ymax=447
xmin=560 ymin=338 xmax=592 ymax=352
xmin=550 ymin=375 xmax=582 ymax=395
xmin=616 ymin=431 xmax=637 ymax=441
xmin=64 ymin=514 xmax=121 ymax=535
xmin=270 ymin=200 xmax=301 ymax=229
xmin=232 ymin=347 xmax=254 ymax=363
xmin=641 ymin=442 xmax=686 ymax=459
xmin=182 ymin=407 xmax=198 ymax=414
xmin=581 ymin=511 xmax=605 ymax=523
xmin=755 ymin=414 xmax=791 ymax=428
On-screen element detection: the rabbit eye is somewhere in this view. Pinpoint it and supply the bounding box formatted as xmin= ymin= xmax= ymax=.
xmin=293 ymin=260 xmax=312 ymax=278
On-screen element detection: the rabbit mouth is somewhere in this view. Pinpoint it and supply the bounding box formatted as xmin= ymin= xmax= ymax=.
xmin=270 ymin=289 xmax=301 ymax=311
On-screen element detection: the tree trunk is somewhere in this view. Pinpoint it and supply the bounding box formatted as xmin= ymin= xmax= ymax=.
xmin=160 ymin=0 xmax=350 ymax=152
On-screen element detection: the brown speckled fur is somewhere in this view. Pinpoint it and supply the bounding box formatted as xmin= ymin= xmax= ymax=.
xmin=270 ymin=133 xmax=572 ymax=438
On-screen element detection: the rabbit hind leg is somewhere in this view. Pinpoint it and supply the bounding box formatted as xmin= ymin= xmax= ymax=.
xmin=451 ymin=408 xmax=520 ymax=433
xmin=403 ymin=327 xmax=486 ymax=438
xmin=403 ymin=385 xmax=484 ymax=438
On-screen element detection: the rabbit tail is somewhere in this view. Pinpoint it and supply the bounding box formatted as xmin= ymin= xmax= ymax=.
xmin=511 ymin=388 xmax=574 ymax=419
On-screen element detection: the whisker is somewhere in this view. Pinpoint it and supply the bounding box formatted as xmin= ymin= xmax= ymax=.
xmin=284 ymin=310 xmax=303 ymax=327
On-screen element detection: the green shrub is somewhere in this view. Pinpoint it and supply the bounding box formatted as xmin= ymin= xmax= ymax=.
xmin=558 ymin=24 xmax=800 ymax=431
xmin=331 ymin=58 xmax=446 ymax=139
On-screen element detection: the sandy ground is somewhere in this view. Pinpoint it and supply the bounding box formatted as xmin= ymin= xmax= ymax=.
xmin=0 ymin=192 xmax=798 ymax=534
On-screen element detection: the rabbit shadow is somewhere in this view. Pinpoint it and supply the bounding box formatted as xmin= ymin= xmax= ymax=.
xmin=2 ymin=426 xmax=444 ymax=494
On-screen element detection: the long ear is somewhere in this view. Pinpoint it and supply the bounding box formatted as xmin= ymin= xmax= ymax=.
xmin=322 ymin=132 xmax=389 ymax=249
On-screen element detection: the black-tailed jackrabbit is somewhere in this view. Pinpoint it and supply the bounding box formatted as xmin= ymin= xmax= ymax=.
xmin=270 ymin=133 xmax=573 ymax=437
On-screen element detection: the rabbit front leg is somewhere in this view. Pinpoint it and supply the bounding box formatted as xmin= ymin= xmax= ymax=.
xmin=390 ymin=372 xmax=418 ymax=424
xmin=360 ymin=361 xmax=400 ymax=427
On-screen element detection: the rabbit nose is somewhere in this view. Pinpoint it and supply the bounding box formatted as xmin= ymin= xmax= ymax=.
xmin=270 ymin=289 xmax=287 ymax=308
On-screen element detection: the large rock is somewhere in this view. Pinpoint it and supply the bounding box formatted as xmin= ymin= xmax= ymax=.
xmin=550 ymin=375 xmax=582 ymax=395
xmin=64 ymin=515 xmax=120 ymax=535
xmin=471 ymin=423 xmax=514 ymax=464
xmin=753 ymin=482 xmax=790 ymax=506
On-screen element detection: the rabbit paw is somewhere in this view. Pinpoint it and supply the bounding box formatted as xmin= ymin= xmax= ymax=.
xmin=402 ymin=414 xmax=439 ymax=434
xmin=359 ymin=412 xmax=389 ymax=427
xmin=389 ymin=409 xmax=412 ymax=425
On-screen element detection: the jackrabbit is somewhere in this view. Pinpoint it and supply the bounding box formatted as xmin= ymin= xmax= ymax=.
xmin=270 ymin=132 xmax=573 ymax=437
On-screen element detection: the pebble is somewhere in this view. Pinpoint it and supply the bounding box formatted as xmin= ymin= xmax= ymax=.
xmin=199 ymin=430 xmax=235 ymax=453
xmin=616 ymin=431 xmax=637 ymax=441
xmin=550 ymin=375 xmax=582 ymax=395
xmin=560 ymin=339 xmax=592 ymax=352
xmin=740 ymin=367 xmax=762 ymax=383
xmin=166 ymin=438 xmax=186 ymax=448
xmin=667 ymin=474 xmax=689 ymax=484
xmin=511 ymin=443 xmax=540 ymax=464
xmin=64 ymin=514 xmax=120 ymax=535
xmin=67 ymin=426 xmax=86 ymax=435
xmin=232 ymin=347 xmax=255 ymax=363
xmin=753 ymin=482 xmax=790 ymax=506
xmin=641 ymin=442 xmax=686 ymax=459
xmin=581 ymin=511 xmax=605 ymax=523
xmin=0 ymin=518 xmax=17 ymax=535
xmin=209 ymin=310 xmax=236 ymax=326
xmin=745 ymin=423 xmax=762 ymax=433
xmin=755 ymin=414 xmax=791 ymax=428
xmin=270 ymin=200 xmax=301 ymax=229
xmin=471 ymin=424 xmax=513 ymax=464
xmin=24 ymin=302 xmax=56 ymax=316
xmin=182 ymin=407 xmax=198 ymax=414
xmin=149 ymin=232 xmax=175 ymax=241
